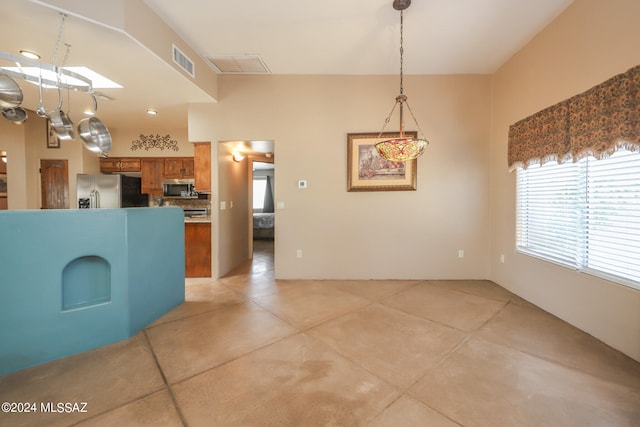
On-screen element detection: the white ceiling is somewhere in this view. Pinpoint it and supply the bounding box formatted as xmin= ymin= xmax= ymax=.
xmin=0 ymin=0 xmax=573 ymax=135
xmin=145 ymin=0 xmax=573 ymax=75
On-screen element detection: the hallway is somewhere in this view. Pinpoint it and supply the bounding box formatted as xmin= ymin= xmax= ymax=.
xmin=1 ymin=239 xmax=639 ymax=426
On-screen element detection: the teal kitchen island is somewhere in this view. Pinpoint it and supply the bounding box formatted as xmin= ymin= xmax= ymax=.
xmin=0 ymin=207 xmax=185 ymax=375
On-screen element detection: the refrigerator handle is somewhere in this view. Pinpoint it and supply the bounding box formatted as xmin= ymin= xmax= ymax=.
xmin=89 ymin=189 xmax=100 ymax=208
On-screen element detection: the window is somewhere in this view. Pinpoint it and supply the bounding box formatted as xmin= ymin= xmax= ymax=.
xmin=516 ymin=149 xmax=640 ymax=289
xmin=253 ymin=177 xmax=267 ymax=211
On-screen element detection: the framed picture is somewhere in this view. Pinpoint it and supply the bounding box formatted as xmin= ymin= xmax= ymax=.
xmin=47 ymin=120 xmax=60 ymax=149
xmin=347 ymin=132 xmax=417 ymax=191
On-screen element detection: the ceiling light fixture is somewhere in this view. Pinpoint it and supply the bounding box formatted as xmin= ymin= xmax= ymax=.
xmin=375 ymin=0 xmax=429 ymax=162
xmin=146 ymin=109 xmax=158 ymax=115
xmin=19 ymin=50 xmax=40 ymax=60
xmin=233 ymin=153 xmax=245 ymax=162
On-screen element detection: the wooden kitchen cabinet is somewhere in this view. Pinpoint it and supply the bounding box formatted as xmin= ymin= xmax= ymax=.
xmin=164 ymin=157 xmax=194 ymax=178
xmin=185 ymin=222 xmax=212 ymax=277
xmin=194 ymin=142 xmax=211 ymax=192
xmin=100 ymin=157 xmax=141 ymax=173
xmin=140 ymin=158 xmax=164 ymax=194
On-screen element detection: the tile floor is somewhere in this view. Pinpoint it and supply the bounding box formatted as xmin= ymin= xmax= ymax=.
xmin=1 ymin=239 xmax=639 ymax=426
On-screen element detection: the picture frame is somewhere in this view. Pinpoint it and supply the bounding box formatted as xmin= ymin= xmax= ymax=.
xmin=46 ymin=119 xmax=60 ymax=149
xmin=347 ymin=132 xmax=417 ymax=192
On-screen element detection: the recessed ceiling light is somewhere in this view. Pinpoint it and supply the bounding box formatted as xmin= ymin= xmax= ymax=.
xmin=19 ymin=50 xmax=40 ymax=60
xmin=146 ymin=109 xmax=158 ymax=115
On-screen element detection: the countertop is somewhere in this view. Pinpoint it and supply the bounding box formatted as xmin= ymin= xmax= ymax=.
xmin=184 ymin=215 xmax=211 ymax=223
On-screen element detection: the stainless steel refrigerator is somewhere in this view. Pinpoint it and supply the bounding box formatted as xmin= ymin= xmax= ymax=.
xmin=76 ymin=174 xmax=149 ymax=209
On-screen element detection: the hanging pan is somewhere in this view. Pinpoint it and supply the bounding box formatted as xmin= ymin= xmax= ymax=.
xmin=48 ymin=86 xmax=75 ymax=140
xmin=48 ymin=42 xmax=75 ymax=140
xmin=78 ymin=94 xmax=112 ymax=154
xmin=0 ymin=73 xmax=23 ymax=109
xmin=0 ymin=73 xmax=27 ymax=124
xmin=2 ymin=107 xmax=28 ymax=124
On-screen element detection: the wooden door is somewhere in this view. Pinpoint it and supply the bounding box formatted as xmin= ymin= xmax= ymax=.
xmin=40 ymin=159 xmax=69 ymax=209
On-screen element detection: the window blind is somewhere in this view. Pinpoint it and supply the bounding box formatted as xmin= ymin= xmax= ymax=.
xmin=584 ymin=150 xmax=640 ymax=284
xmin=517 ymin=161 xmax=580 ymax=267
xmin=516 ymin=149 xmax=640 ymax=289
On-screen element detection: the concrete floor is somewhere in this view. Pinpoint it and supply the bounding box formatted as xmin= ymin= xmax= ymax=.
xmin=1 ymin=239 xmax=639 ymax=426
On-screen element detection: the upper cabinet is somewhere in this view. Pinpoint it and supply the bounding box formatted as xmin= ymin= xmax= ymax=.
xmin=100 ymin=155 xmax=202 ymax=195
xmin=100 ymin=157 xmax=141 ymax=173
xmin=141 ymin=158 xmax=164 ymax=194
xmin=194 ymin=142 xmax=211 ymax=193
xmin=164 ymin=157 xmax=194 ymax=179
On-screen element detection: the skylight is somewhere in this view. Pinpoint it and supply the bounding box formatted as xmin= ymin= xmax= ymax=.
xmin=1 ymin=66 xmax=122 ymax=89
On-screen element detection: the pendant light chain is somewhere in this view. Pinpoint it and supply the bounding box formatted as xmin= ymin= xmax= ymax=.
xmin=399 ymin=10 xmax=404 ymax=96
xmin=376 ymin=9 xmax=406 ymax=138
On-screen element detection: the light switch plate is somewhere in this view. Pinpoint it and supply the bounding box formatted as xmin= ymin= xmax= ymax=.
xmin=220 ymin=201 xmax=226 ymax=210
xmin=277 ymin=201 xmax=285 ymax=209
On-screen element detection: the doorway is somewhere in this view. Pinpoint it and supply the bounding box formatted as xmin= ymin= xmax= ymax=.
xmin=40 ymin=159 xmax=69 ymax=209
xmin=249 ymin=155 xmax=274 ymax=264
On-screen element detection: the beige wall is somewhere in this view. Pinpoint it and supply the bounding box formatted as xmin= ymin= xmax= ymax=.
xmin=490 ymin=0 xmax=640 ymax=361
xmin=205 ymin=74 xmax=492 ymax=280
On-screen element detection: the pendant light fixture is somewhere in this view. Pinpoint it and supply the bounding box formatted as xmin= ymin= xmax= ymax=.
xmin=375 ymin=0 xmax=429 ymax=162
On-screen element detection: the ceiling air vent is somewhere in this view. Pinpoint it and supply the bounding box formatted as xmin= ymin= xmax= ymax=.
xmin=172 ymin=44 xmax=195 ymax=78
xmin=205 ymin=55 xmax=271 ymax=75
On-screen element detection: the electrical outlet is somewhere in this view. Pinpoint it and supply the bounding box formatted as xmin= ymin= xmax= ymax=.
xmin=220 ymin=201 xmax=226 ymax=210
xmin=296 ymin=249 xmax=303 ymax=259
xmin=458 ymin=249 xmax=464 ymax=258
xmin=500 ymin=254 xmax=505 ymax=263
xmin=298 ymin=180 xmax=307 ymax=189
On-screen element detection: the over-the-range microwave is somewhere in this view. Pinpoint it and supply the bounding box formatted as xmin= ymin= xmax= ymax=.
xmin=163 ymin=178 xmax=196 ymax=197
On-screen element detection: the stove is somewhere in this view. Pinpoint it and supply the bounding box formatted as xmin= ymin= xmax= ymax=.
xmin=183 ymin=207 xmax=209 ymax=218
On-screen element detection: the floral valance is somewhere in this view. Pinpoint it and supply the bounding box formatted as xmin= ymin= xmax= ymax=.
xmin=508 ymin=64 xmax=640 ymax=171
